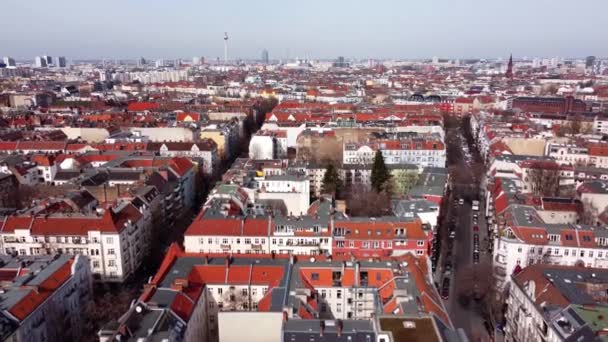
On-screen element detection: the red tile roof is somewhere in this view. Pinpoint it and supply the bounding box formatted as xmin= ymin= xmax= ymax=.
xmin=9 ymin=259 xmax=73 ymax=320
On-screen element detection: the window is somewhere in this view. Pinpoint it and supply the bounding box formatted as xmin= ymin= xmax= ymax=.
xmin=93 ymin=260 xmax=100 ymax=268
xmin=242 ymin=289 xmax=248 ymax=296
xmin=362 ymin=241 xmax=369 ymax=248
xmin=337 ymin=290 xmax=342 ymax=299
xmin=236 ymin=238 xmax=241 ymax=244
xmin=599 ymin=251 xmax=603 ymax=258
xmin=108 ymin=260 xmax=116 ymax=267
xmin=222 ymin=238 xmax=229 ymax=244
xmin=218 ymin=288 xmax=223 ymax=295
xmin=416 ymin=250 xmax=424 ymax=255
xmin=108 ymin=249 xmax=115 ymax=255
xmin=590 ymin=251 xmax=594 ymax=258
xmin=580 ymin=250 xmax=585 ymax=257
xmin=386 ymin=241 xmax=392 ymax=248
xmin=518 ymin=247 xmax=522 ymax=253
xmin=321 ymin=290 xmax=326 ymax=298
xmin=337 ymin=303 xmax=342 ymax=312
xmin=245 ymin=238 xmax=251 ymax=244
xmin=373 ymin=241 xmax=380 ymax=249
xmin=311 ymin=273 xmax=319 ymax=280
xmin=417 ymin=240 xmax=424 ymax=247
xmin=106 ymin=237 xmax=113 ymax=244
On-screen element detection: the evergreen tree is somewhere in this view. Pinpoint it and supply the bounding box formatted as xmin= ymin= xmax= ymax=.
xmin=321 ymin=163 xmax=342 ymax=197
xmin=371 ymin=150 xmax=391 ymax=193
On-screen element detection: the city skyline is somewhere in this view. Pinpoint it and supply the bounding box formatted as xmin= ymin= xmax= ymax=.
xmin=1 ymin=0 xmax=607 ymax=60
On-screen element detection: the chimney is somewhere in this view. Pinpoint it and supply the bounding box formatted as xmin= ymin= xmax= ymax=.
xmin=337 ymin=319 xmax=343 ymax=337
xmin=320 ymin=320 xmax=325 ymax=337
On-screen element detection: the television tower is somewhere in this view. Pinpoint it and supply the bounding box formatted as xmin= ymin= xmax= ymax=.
xmin=223 ymin=32 xmax=229 ymax=63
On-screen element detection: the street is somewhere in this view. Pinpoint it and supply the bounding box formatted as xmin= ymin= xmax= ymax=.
xmin=436 ymin=116 xmax=493 ymax=341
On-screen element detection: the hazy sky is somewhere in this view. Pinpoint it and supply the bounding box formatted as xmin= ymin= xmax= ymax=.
xmin=1 ymin=0 xmax=606 ymax=60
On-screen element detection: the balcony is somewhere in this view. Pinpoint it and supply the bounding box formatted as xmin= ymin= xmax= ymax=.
xmin=494 ymin=255 xmax=507 ymax=266
xmin=494 ymin=265 xmax=507 ymax=277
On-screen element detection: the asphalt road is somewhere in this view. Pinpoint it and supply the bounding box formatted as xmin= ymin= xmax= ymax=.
xmin=437 ymin=117 xmax=493 ymax=341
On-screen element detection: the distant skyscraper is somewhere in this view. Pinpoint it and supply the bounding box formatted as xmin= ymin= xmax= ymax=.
xmin=3 ymin=57 xmax=16 ymax=68
xmin=155 ymin=59 xmax=165 ymax=68
xmin=137 ymin=57 xmax=147 ymax=67
xmin=432 ymin=56 xmax=439 ymax=64
xmin=57 ymin=56 xmax=67 ymax=68
xmin=261 ymin=49 xmax=269 ymax=64
xmin=333 ymin=56 xmax=348 ymax=68
xmin=505 ymin=54 xmax=514 ymax=79
xmin=43 ymin=55 xmax=53 ymax=66
xmin=586 ymin=56 xmax=596 ymax=69
xmin=34 ymin=56 xmax=47 ymax=68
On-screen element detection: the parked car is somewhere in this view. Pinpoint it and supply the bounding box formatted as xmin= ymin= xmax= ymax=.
xmin=441 ymin=278 xmax=451 ymax=299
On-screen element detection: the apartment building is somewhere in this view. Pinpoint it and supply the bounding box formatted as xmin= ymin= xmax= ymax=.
xmin=0 ymin=254 xmax=92 ymax=342
xmin=0 ymin=198 xmax=151 ymax=282
xmin=343 ymin=136 xmax=446 ymax=168
xmin=99 ymin=244 xmax=458 ymax=342
xmin=505 ymin=264 xmax=608 ymax=342
xmin=332 ymin=216 xmax=432 ymax=258
xmin=492 ymin=204 xmax=608 ymax=289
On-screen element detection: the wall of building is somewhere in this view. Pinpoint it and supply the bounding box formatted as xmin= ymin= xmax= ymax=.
xmin=218 ymin=312 xmax=283 ymax=342
xmin=60 ymin=127 xmax=110 ymax=142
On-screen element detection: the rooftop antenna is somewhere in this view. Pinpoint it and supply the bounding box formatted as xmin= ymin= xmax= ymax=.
xmin=224 ymin=32 xmax=229 ymax=64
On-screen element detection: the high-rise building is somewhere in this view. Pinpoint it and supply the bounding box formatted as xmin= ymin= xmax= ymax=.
xmin=2 ymin=57 xmax=16 ymax=68
xmin=333 ymin=56 xmax=349 ymax=68
xmin=586 ymin=56 xmax=596 ymax=69
xmin=43 ymin=55 xmax=53 ymax=66
xmin=261 ymin=49 xmax=269 ymax=64
xmin=155 ymin=59 xmax=165 ymax=68
xmin=34 ymin=56 xmax=47 ymax=68
xmin=137 ymin=57 xmax=147 ymax=67
xmin=57 ymin=56 xmax=67 ymax=68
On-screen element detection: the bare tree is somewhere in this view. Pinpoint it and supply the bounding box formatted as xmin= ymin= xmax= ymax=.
xmin=456 ymin=262 xmax=505 ymax=329
xmin=579 ymin=199 xmax=599 ymax=226
xmin=82 ymin=287 xmax=137 ymax=342
xmin=344 ymin=187 xmax=392 ymax=217
xmin=527 ymin=167 xmax=560 ymax=197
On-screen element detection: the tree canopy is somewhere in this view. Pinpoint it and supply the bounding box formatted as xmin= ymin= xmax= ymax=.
xmin=371 ymin=150 xmax=391 ymax=193
xmin=321 ymin=163 xmax=343 ymax=198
